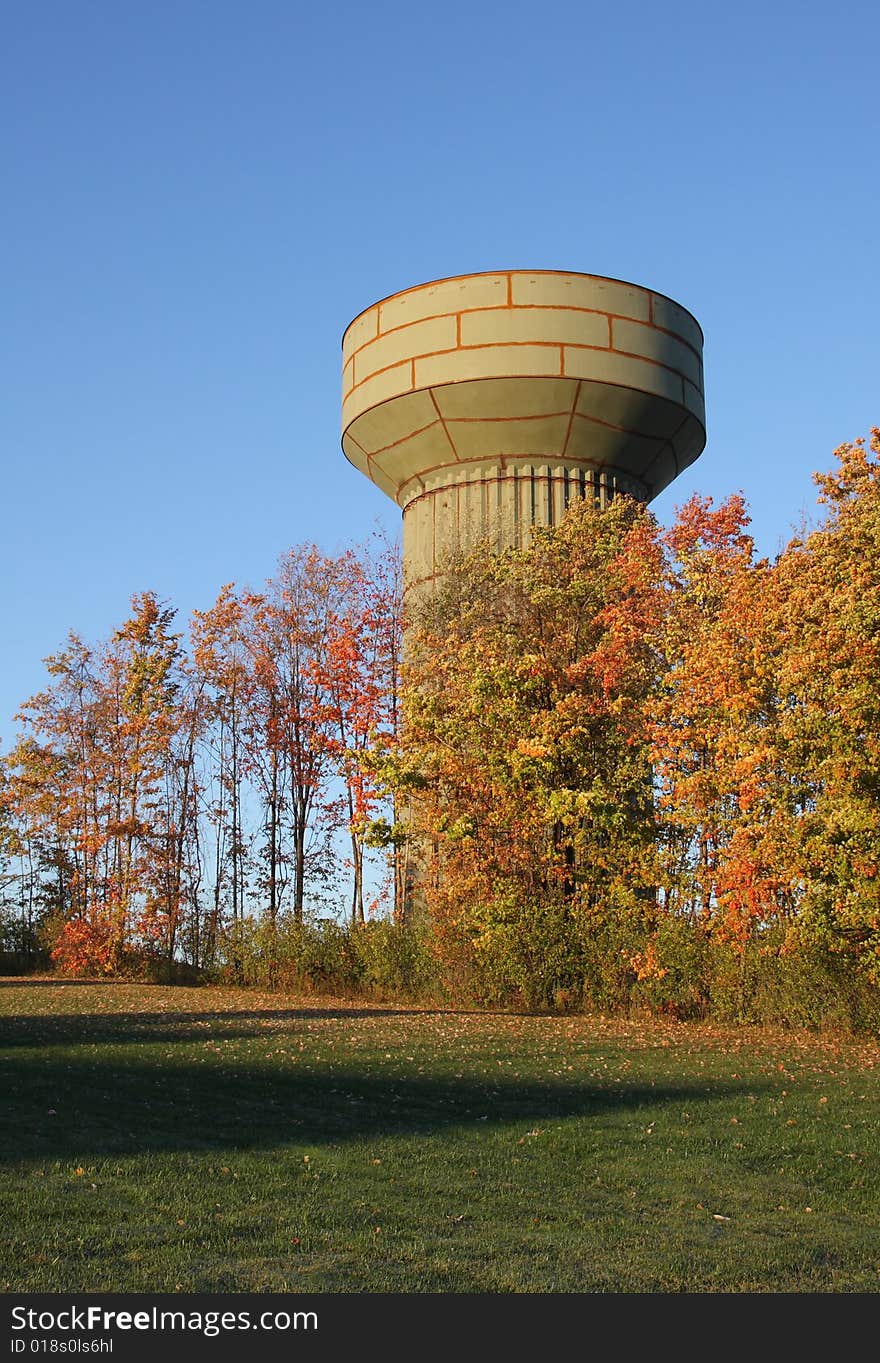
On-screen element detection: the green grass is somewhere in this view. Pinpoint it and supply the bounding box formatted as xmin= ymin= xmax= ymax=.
xmin=1 ymin=979 xmax=879 ymax=1292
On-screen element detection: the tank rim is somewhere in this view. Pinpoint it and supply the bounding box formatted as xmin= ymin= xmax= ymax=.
xmin=341 ymin=268 xmax=704 ymax=350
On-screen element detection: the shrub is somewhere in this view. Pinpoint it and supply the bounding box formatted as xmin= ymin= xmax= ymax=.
xmin=630 ymin=913 xmax=711 ymax=1020
xmin=707 ymin=928 xmax=880 ymax=1032
xmin=49 ymin=914 xmax=116 ymax=976
xmin=350 ymin=918 xmax=438 ymax=999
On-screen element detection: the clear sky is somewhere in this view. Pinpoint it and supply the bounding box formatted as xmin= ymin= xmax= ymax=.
xmin=2 ymin=0 xmax=878 ymax=743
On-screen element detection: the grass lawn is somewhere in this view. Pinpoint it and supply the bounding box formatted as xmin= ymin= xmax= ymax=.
xmin=1 ymin=978 xmax=878 ymax=1293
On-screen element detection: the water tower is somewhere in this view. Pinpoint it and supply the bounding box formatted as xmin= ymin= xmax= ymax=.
xmin=341 ymin=270 xmax=705 ymax=589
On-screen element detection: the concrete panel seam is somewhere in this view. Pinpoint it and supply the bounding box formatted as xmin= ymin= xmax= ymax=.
xmin=355 ymin=418 xmax=442 ymax=458
xmin=561 ymin=380 xmax=582 ymax=459
xmin=428 ymin=387 xmax=461 ymax=462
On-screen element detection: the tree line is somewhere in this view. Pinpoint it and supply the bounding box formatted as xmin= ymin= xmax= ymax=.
xmin=393 ymin=428 xmax=880 ymax=1023
xmin=0 ymin=538 xmax=401 ymax=976
xmin=2 ymin=430 xmax=879 ymax=1026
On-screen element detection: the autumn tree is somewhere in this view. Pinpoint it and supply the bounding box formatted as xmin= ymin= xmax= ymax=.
xmin=396 ymin=495 xmax=666 ymax=1002
xmin=99 ymin=593 xmax=186 ymax=965
xmin=5 ymin=594 xmax=200 ymax=972
xmin=239 ymin=547 xmax=358 ymax=921
xmin=317 ymin=538 xmax=402 ymax=924
xmin=768 ymin=429 xmax=880 ymax=983
xmin=191 ymin=585 xmax=253 ymax=946
xmin=8 ymin=637 xmax=98 ymax=918
xmin=649 ymin=494 xmax=779 ymax=926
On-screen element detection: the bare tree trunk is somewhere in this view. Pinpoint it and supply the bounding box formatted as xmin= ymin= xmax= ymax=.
xmin=268 ymin=746 xmax=278 ymax=921
xmin=293 ymin=805 xmax=306 ymax=922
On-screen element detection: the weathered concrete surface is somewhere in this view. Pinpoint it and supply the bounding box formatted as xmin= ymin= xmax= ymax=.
xmin=341 ymin=270 xmax=705 ymax=589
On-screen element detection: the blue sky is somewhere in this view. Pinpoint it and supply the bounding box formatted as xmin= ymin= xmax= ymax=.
xmin=2 ymin=0 xmax=878 ymax=742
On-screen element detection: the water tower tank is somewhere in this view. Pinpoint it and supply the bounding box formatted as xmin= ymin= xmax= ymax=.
xmin=341 ymin=270 xmax=705 ymax=588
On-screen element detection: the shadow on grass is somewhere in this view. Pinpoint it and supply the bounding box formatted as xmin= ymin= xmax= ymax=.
xmin=0 ymin=1008 xmax=421 ymax=1050
xmin=0 ymin=1045 xmax=764 ymax=1165
xmin=0 ymin=999 xmax=771 ymax=1165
